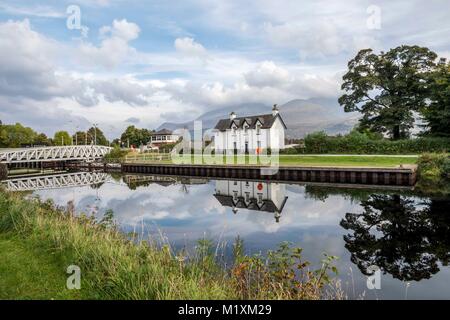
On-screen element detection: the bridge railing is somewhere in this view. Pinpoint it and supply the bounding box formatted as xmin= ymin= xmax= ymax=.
xmin=0 ymin=145 xmax=112 ymax=164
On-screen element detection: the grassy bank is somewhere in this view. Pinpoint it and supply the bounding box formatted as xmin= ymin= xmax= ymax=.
xmin=0 ymin=190 xmax=339 ymax=300
xmin=124 ymin=153 xmax=418 ymax=168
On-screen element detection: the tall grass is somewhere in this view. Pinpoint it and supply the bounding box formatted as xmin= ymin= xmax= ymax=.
xmin=0 ymin=190 xmax=340 ymax=300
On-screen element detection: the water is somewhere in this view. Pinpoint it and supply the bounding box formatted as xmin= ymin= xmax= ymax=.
xmin=8 ymin=171 xmax=450 ymax=299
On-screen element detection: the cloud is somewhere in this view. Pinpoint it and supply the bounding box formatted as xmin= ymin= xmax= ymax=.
xmin=0 ymin=3 xmax=64 ymax=18
xmin=174 ymin=37 xmax=208 ymax=59
xmin=244 ymin=61 xmax=291 ymax=88
xmin=264 ymin=19 xmax=378 ymax=60
xmin=78 ymin=19 xmax=140 ymax=69
xmin=0 ymin=19 xmax=96 ymax=105
xmin=125 ymin=117 xmax=140 ymax=124
xmin=89 ymin=78 xmax=154 ymax=106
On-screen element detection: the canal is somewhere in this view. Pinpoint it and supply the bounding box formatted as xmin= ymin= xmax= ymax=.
xmin=5 ymin=171 xmax=450 ymax=299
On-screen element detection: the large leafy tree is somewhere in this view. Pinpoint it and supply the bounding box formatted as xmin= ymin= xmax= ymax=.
xmin=339 ymin=45 xmax=438 ymax=139
xmin=87 ymin=127 xmax=109 ymax=146
xmin=0 ymin=123 xmax=37 ymax=147
xmin=421 ymin=59 xmax=450 ymax=137
xmin=120 ymin=125 xmax=153 ymax=147
xmin=54 ymin=131 xmax=72 ymax=146
xmin=33 ymin=133 xmax=52 ymax=146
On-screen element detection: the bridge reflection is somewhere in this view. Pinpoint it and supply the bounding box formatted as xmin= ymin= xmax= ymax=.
xmin=3 ymin=171 xmax=110 ymax=191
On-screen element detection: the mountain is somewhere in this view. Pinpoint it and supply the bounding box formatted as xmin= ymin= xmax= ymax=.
xmin=157 ymin=98 xmax=359 ymax=138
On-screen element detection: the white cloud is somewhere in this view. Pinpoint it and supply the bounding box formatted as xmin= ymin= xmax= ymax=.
xmin=244 ymin=61 xmax=291 ymax=88
xmin=0 ymin=3 xmax=64 ymax=18
xmin=174 ymin=37 xmax=208 ymax=59
xmin=78 ymin=19 xmax=140 ymax=69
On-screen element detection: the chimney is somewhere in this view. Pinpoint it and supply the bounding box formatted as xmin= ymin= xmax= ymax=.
xmin=272 ymin=104 xmax=279 ymax=116
xmin=230 ymin=112 xmax=237 ymax=120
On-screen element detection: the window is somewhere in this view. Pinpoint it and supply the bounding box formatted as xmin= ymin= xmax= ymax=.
xmin=256 ymin=124 xmax=261 ymax=135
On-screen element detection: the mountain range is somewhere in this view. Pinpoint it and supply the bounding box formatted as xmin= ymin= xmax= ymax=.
xmin=157 ymin=98 xmax=360 ymax=138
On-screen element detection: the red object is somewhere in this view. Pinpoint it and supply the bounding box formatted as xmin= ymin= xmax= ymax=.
xmin=257 ymin=183 xmax=263 ymax=191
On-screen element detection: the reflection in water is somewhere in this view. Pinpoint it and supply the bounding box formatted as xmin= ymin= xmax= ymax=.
xmin=341 ymin=195 xmax=450 ymax=282
xmin=214 ymin=180 xmax=287 ymax=223
xmin=4 ymin=171 xmax=450 ymax=298
xmin=3 ymin=171 xmax=109 ymax=191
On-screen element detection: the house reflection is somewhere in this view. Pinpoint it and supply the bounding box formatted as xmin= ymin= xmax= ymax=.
xmin=214 ymin=180 xmax=288 ymax=222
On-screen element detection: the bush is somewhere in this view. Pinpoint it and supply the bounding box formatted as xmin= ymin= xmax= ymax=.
xmin=103 ymin=146 xmax=128 ymax=162
xmin=442 ymin=159 xmax=450 ymax=179
xmin=302 ymin=131 xmax=450 ymax=154
xmin=416 ymin=153 xmax=450 ymax=195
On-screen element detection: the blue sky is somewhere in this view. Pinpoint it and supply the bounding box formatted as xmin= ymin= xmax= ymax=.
xmin=0 ymin=0 xmax=449 ymax=137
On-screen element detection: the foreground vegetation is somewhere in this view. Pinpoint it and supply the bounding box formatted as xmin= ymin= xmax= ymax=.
xmin=0 ymin=190 xmax=339 ymax=300
xmin=416 ymin=153 xmax=450 ymax=195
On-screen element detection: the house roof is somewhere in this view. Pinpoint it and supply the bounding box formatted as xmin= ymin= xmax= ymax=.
xmin=214 ymin=113 xmax=287 ymax=131
xmin=151 ymin=128 xmax=173 ymax=135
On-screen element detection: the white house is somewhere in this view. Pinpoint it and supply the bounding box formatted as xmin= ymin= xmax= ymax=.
xmin=213 ymin=179 xmax=288 ymax=222
xmin=149 ymin=129 xmax=180 ymax=147
xmin=213 ymin=105 xmax=287 ymax=154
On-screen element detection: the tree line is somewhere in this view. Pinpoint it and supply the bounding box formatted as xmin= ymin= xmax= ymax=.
xmin=0 ymin=121 xmax=156 ymax=148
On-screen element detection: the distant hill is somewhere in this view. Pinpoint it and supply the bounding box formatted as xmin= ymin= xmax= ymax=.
xmin=157 ymin=98 xmax=359 ymax=138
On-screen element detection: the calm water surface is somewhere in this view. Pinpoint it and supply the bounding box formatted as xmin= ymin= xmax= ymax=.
xmin=12 ymin=172 xmax=450 ymax=300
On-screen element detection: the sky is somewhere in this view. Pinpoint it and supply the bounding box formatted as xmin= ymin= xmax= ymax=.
xmin=0 ymin=0 xmax=449 ymax=138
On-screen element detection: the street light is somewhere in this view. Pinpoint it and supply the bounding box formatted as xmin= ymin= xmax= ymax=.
xmin=92 ymin=123 xmax=99 ymax=145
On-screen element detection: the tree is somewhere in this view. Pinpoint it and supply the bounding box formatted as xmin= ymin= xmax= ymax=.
xmin=72 ymin=128 xmax=109 ymax=145
xmin=87 ymin=127 xmax=109 ymax=146
xmin=73 ymin=131 xmax=87 ymax=145
xmin=339 ymin=45 xmax=438 ymax=139
xmin=421 ymin=59 xmax=450 ymax=137
xmin=0 ymin=123 xmax=37 ymax=147
xmin=54 ymin=131 xmax=72 ymax=146
xmin=33 ymin=133 xmax=52 ymax=146
xmin=120 ymin=126 xmax=153 ymax=147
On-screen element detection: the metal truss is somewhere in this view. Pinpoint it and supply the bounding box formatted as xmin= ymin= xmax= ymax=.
xmin=0 ymin=145 xmax=112 ymax=164
xmin=4 ymin=171 xmax=110 ymax=191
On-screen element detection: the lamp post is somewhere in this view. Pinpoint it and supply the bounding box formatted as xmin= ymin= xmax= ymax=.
xmin=92 ymin=123 xmax=99 ymax=145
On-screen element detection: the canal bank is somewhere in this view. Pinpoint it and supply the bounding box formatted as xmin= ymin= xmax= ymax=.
xmin=121 ymin=163 xmax=418 ymax=186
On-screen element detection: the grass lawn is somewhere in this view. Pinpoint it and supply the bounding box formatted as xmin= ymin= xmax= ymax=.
xmin=124 ymin=153 xmax=418 ymax=168
xmin=0 ymin=234 xmax=88 ymax=300
xmin=276 ymin=155 xmax=418 ymax=167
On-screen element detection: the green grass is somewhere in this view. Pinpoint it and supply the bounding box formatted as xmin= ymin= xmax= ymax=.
xmin=0 ymin=234 xmax=88 ymax=299
xmin=124 ymin=154 xmax=418 ymax=168
xmin=276 ymin=155 xmax=417 ymax=167
xmin=0 ymin=190 xmax=338 ymax=300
